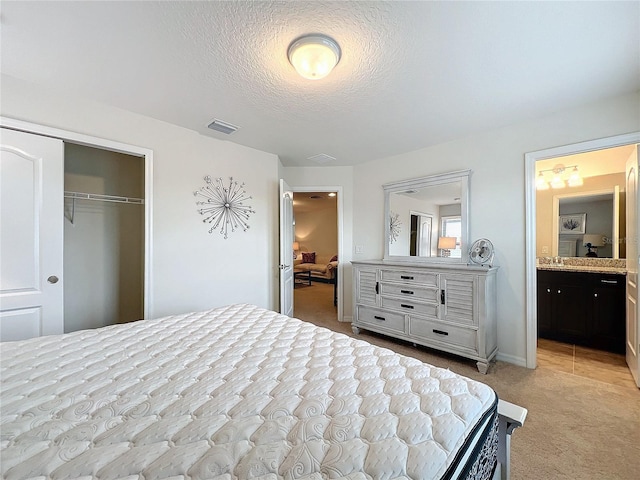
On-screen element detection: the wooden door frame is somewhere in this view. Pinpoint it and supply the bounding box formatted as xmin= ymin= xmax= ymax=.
xmin=525 ymin=132 xmax=640 ymax=369
xmin=0 ymin=116 xmax=154 ymax=319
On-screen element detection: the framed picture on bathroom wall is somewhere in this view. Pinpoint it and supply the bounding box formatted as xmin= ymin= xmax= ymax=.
xmin=559 ymin=213 xmax=586 ymax=234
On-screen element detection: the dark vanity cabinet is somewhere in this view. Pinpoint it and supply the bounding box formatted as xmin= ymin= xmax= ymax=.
xmin=537 ymin=270 xmax=625 ymax=353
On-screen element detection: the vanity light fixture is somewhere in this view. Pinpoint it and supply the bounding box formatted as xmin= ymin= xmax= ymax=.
xmin=536 ymin=164 xmax=583 ymax=190
xmin=536 ymin=172 xmax=549 ymax=190
xmin=568 ymin=166 xmax=584 ymax=187
xmin=288 ymin=34 xmax=341 ymax=80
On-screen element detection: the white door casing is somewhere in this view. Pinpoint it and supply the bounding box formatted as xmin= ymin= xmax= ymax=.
xmin=625 ymin=145 xmax=639 ymax=387
xmin=0 ymin=128 xmax=64 ymax=341
xmin=279 ymin=179 xmax=294 ymax=317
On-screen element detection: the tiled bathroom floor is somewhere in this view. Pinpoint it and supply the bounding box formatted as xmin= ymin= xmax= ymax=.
xmin=537 ymin=338 xmax=636 ymax=389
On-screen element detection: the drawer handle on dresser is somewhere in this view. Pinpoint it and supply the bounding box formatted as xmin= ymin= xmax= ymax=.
xmin=400 ymin=304 xmax=414 ymax=309
xmin=601 ymin=279 xmax=618 ymax=284
xmin=433 ymin=329 xmax=449 ymax=336
xmin=374 ymin=315 xmax=386 ymax=321
xmin=400 ymin=275 xmax=414 ymax=280
xmin=400 ymin=290 xmax=414 ymax=295
xmin=440 ymin=290 xmax=446 ymax=304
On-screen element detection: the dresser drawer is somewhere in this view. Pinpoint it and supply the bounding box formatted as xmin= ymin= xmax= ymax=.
xmin=380 ymin=269 xmax=438 ymax=287
xmin=380 ymin=296 xmax=439 ymax=318
xmin=408 ymin=317 xmax=477 ymax=352
xmin=357 ymin=306 xmax=406 ymax=334
xmin=380 ymin=283 xmax=440 ymax=303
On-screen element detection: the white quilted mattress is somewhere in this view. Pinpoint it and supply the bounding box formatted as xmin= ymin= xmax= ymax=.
xmin=1 ymin=304 xmax=497 ymax=480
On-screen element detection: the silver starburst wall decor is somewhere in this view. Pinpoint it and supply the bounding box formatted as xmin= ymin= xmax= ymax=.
xmin=194 ymin=176 xmax=255 ymax=239
xmin=389 ymin=211 xmax=401 ymax=244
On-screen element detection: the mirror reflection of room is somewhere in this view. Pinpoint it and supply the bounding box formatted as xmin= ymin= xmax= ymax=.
xmin=388 ymin=181 xmax=462 ymax=258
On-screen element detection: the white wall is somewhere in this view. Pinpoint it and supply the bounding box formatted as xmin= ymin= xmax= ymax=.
xmin=4 ymin=73 xmax=638 ymax=365
xmin=1 ymin=75 xmax=280 ymax=317
xmin=352 ymin=92 xmax=640 ymax=366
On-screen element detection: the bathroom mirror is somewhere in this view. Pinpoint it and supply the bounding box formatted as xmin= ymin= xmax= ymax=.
xmin=554 ymin=188 xmax=625 ymax=259
xmin=383 ymin=170 xmax=470 ymax=263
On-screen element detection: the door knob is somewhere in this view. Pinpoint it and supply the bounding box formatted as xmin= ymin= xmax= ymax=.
xmin=47 ymin=275 xmax=59 ymax=284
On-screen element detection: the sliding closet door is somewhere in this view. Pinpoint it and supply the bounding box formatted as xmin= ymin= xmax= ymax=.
xmin=0 ymin=128 xmax=64 ymax=341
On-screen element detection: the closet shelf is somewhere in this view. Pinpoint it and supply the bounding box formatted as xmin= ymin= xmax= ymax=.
xmin=64 ymin=191 xmax=144 ymax=225
xmin=64 ymin=191 xmax=144 ymax=204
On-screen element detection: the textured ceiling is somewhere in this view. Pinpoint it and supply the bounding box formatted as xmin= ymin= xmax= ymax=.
xmin=1 ymin=1 xmax=638 ymax=167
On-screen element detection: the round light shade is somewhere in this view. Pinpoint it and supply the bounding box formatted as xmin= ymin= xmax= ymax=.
xmin=288 ymin=34 xmax=341 ymax=80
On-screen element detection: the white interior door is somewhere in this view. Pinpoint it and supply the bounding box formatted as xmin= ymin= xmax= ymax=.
xmin=279 ymin=179 xmax=294 ymax=317
xmin=626 ymin=145 xmax=639 ymax=387
xmin=0 ymin=128 xmax=64 ymax=341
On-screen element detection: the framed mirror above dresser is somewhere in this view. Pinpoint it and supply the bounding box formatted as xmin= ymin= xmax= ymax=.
xmin=354 ymin=169 xmax=498 ymax=374
xmin=383 ymin=170 xmax=470 ymax=264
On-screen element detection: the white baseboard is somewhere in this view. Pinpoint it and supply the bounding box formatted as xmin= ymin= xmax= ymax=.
xmin=496 ymin=352 xmax=528 ymax=368
xmin=340 ymin=315 xmax=353 ymax=323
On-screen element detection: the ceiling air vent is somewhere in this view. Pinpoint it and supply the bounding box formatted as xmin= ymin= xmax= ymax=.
xmin=307 ymin=153 xmax=336 ymax=164
xmin=207 ymin=119 xmax=239 ymax=135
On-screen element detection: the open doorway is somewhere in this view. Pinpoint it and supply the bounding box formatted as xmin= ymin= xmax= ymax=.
xmin=292 ymin=190 xmax=339 ymax=326
xmin=526 ymin=134 xmax=639 ymax=389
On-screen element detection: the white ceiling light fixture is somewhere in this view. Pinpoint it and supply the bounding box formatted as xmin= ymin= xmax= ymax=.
xmin=288 ymin=34 xmax=341 ymax=80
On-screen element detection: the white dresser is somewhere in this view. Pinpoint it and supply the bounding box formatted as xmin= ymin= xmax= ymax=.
xmin=352 ymin=260 xmax=498 ymax=373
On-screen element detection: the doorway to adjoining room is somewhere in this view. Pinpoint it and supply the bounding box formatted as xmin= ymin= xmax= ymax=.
xmin=533 ymin=143 xmax=637 ymax=389
xmin=292 ymin=191 xmax=338 ymax=324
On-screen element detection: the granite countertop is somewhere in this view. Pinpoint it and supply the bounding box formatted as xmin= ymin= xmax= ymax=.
xmin=536 ymin=264 xmax=627 ymax=275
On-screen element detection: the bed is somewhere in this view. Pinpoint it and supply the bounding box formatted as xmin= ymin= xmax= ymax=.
xmin=0 ymin=304 xmax=525 ymax=480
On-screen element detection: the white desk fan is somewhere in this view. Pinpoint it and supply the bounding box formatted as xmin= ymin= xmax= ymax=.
xmin=469 ymin=238 xmax=495 ymax=266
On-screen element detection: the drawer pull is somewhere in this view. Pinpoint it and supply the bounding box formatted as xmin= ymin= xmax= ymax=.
xmin=400 ymin=275 xmax=414 ymax=280
xmin=400 ymin=304 xmax=414 ymax=309
xmin=600 ymin=279 xmax=618 ymax=284
xmin=400 ymin=290 xmax=414 ymax=295
xmin=433 ymin=329 xmax=449 ymax=336
xmin=374 ymin=315 xmax=386 ymax=321
xmin=375 ymin=282 xmax=379 ymax=294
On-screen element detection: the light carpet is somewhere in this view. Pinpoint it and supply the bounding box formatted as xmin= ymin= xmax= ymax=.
xmin=294 ymin=282 xmax=640 ymax=480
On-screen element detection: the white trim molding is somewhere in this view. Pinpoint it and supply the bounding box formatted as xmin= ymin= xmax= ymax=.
xmin=524 ymin=132 xmax=640 ymax=369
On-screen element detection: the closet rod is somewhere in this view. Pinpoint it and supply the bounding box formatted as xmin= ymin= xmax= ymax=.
xmin=64 ymin=191 xmax=144 ymax=205
xmin=64 ymin=191 xmax=144 ymax=225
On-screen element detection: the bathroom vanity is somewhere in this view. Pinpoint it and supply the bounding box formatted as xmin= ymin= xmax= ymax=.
xmin=537 ymin=263 xmax=626 ymax=354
